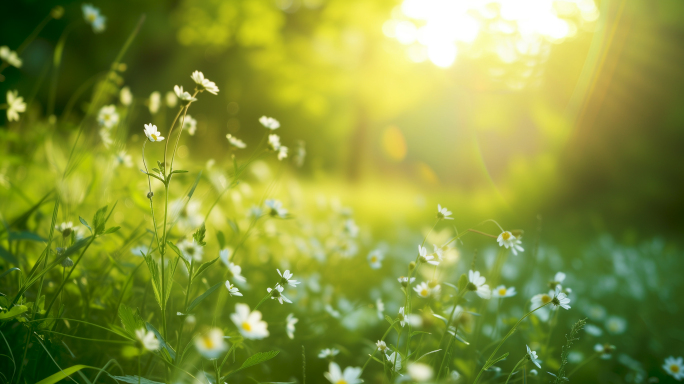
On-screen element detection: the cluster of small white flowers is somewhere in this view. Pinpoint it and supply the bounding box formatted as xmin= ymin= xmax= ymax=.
xmin=82 ymin=4 xmax=106 ymax=33
xmin=5 ymin=90 xmax=26 ymax=122
xmin=0 ymin=46 xmax=22 ymax=68
xmin=497 ymin=230 xmax=524 ymax=255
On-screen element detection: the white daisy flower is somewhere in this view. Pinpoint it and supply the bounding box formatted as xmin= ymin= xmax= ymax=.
xmin=165 ymin=91 xmax=177 ymax=108
xmin=277 ymin=146 xmax=288 ymax=161
xmin=418 ymin=245 xmax=439 ymax=266
xmin=259 ymin=116 xmax=280 ymax=130
xmin=497 ymin=231 xmax=524 ymax=255
xmin=143 ymin=123 xmax=164 ymax=142
xmin=0 ymin=46 xmax=22 ymax=68
xmin=605 ymin=316 xmax=627 ymax=335
xmin=594 ymin=343 xmax=615 ymax=359
xmin=551 ymin=286 xmax=571 ymax=310
xmin=407 ymin=362 xmax=434 ymax=382
xmin=324 ymin=362 xmax=362 ymax=384
xmin=268 ymin=134 xmax=282 ymax=150
xmin=265 ymin=199 xmax=288 ymax=218
xmin=376 ymin=340 xmax=387 ymax=351
xmin=277 ymin=269 xmax=300 ymax=287
xmin=6 ymin=90 xmax=26 ymax=122
xmin=413 ymin=281 xmax=439 ymax=298
xmin=286 ymin=313 xmax=298 ymax=339
xmin=177 ymin=239 xmax=203 ymax=263
xmin=397 ymin=307 xmax=408 ymax=327
xmin=492 ymin=285 xmax=516 ymax=298
xmin=226 ymin=134 xmax=246 ymax=148
xmin=432 ymin=244 xmax=444 ymax=260
xmin=119 ymin=86 xmax=132 ymax=106
xmin=135 ymin=328 xmax=160 ymax=351
xmin=148 ymin=92 xmax=161 ymax=114
xmin=467 ymin=270 xmax=491 ymax=299
xmin=663 ymin=356 xmax=684 ymax=380
xmin=437 ymin=204 xmax=453 ymax=220
xmin=230 ymin=303 xmax=269 ymax=339
xmin=190 ymin=71 xmax=219 ymax=95
xmin=173 ymin=85 xmax=197 ymax=104
xmin=367 ymin=250 xmax=383 ymax=269
xmin=549 ymin=272 xmax=566 ymax=290
xmin=220 ymin=250 xmax=247 ymax=283
xmin=398 ymin=276 xmax=416 ymax=287
xmin=114 ymin=150 xmax=133 ymax=168
xmin=225 ymin=280 xmax=242 ymax=296
xmin=318 ymin=348 xmax=339 ymax=359
xmin=386 ymin=351 xmax=402 ymax=372
xmin=82 ymin=4 xmax=106 ymax=33
xmin=267 ymin=284 xmax=292 ymax=304
xmin=526 ymin=345 xmax=542 ymax=368
xmin=97 ymin=105 xmax=119 ymax=128
xmin=55 ymin=222 xmax=75 ymax=237
xmin=182 ymin=115 xmax=198 ymax=135
xmin=376 ymin=298 xmax=384 ymax=320
xmin=194 ymin=328 xmax=227 ymax=359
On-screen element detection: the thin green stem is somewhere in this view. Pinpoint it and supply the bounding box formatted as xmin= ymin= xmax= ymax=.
xmin=437 ymin=289 xmax=468 ymax=379
xmin=361 ymin=320 xmax=398 ymax=372
xmin=504 ymin=358 xmax=527 ymax=384
xmin=44 ymin=237 xmax=95 ymax=316
xmin=567 ymin=352 xmax=600 ymax=378
xmin=253 ymin=292 xmax=272 ymax=311
xmin=174 ymin=259 xmax=194 ymax=364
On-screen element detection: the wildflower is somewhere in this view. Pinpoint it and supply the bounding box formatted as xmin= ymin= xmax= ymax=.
xmin=277 ymin=146 xmax=289 ymax=161
xmin=259 ymin=116 xmax=280 ymax=130
xmin=56 ymin=222 xmax=75 ymax=237
xmin=99 ymin=128 xmax=113 ymax=148
xmin=97 ymin=105 xmax=119 ymax=128
xmin=165 ymin=91 xmax=177 ymax=108
xmin=61 ymin=257 xmax=74 ymax=268
xmin=550 ymin=286 xmax=571 ymax=310
xmin=286 ymin=313 xmax=298 ymax=339
xmin=376 ymin=298 xmax=384 ymax=319
xmin=529 ymin=369 xmax=538 ymax=376
xmin=467 ymin=270 xmax=491 ymax=299
xmin=230 ymin=303 xmax=269 ymax=339
xmin=386 ymin=351 xmax=402 ymax=372
xmin=398 ymin=276 xmax=416 ymax=287
xmin=226 ymin=134 xmax=246 ymax=148
xmin=319 ymin=348 xmax=339 ymax=359
xmin=605 ymin=316 xmax=627 ymax=335
xmin=367 ymin=250 xmax=383 ymax=269
xmin=324 ymin=362 xmax=362 ymax=384
xmin=114 ymin=150 xmax=133 ymax=168
xmin=407 ymin=362 xmax=434 ymax=382
xmin=497 ymin=230 xmax=524 ymax=255
xmin=225 ymin=280 xmax=242 ymax=296
xmin=594 ymin=343 xmax=616 ymax=359
xmin=265 ymin=199 xmax=288 ymax=218
xmin=220 ymin=250 xmax=246 ymax=283
xmin=194 ymin=328 xmax=227 ymax=359
xmin=451 ymin=370 xmax=462 ymax=381
xmin=173 ymin=85 xmax=197 ymax=104
xmin=526 ymin=345 xmax=542 ymax=369
xmin=143 ymin=123 xmax=164 ymax=142
xmin=548 ymin=272 xmax=566 ymax=290
xmin=663 ymin=356 xmax=684 ymax=380
xmin=397 ymin=306 xmax=408 ymax=327
xmin=0 ymin=46 xmax=22 ymax=68
xmin=177 ymin=239 xmax=203 ymax=262
xmin=584 ymin=324 xmax=603 ymax=336
xmin=492 ymin=285 xmax=516 ymax=298
xmin=267 ymin=284 xmax=292 ymax=304
xmin=172 ymin=199 xmax=202 ymax=232
xmin=277 ymin=269 xmax=300 ymax=287
xmin=376 ymin=340 xmax=387 ymax=351
xmin=82 ymin=4 xmax=106 ymax=33
xmin=337 ymin=237 xmax=358 ymax=257
xmin=183 ymin=115 xmax=198 ymax=135
xmin=437 ymin=204 xmax=453 ymax=220
xmin=148 ymin=92 xmax=161 ymax=114
xmin=135 ymin=328 xmax=160 ymax=351
xmin=294 ymin=140 xmax=306 ymax=167
xmin=418 ymin=245 xmax=439 ymax=266
xmin=344 ymin=219 xmax=359 ymax=237
xmin=414 ymin=281 xmax=439 ymax=298
xmin=120 ymin=86 xmax=132 ymax=106
xmin=433 ymin=244 xmax=444 ymax=260
xmin=268 ymin=134 xmax=282 ymax=151
xmin=5 ymin=90 xmax=26 ymax=122
xmin=190 ymin=71 xmax=219 ymax=95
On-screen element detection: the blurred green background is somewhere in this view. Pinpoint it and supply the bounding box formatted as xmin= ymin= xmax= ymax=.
xmin=3 ymin=0 xmax=684 ymax=243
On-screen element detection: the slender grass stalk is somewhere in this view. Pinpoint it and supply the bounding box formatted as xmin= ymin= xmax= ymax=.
xmin=174 ymin=259 xmax=194 ymax=364
xmin=44 ymin=237 xmax=95 ymax=316
xmin=361 ymin=320 xmax=399 ymax=372
xmin=436 ymin=288 xmax=468 ymax=379
xmin=504 ymin=358 xmax=527 ymax=384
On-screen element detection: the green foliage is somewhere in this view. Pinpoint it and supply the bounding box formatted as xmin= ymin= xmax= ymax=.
xmin=552 ymin=318 xmax=587 ymax=384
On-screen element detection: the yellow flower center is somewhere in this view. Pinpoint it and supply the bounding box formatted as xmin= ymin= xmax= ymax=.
xmin=672 ymin=364 xmax=680 ymax=373
xmin=502 ymin=232 xmax=511 ymax=240
xmin=202 ymin=336 xmax=214 ymax=349
xmin=421 ymin=289 xmax=428 ymax=296
xmin=151 ymin=133 xmax=158 ymax=140
xmin=498 ymin=288 xmax=507 ymax=296
xmin=87 ymin=13 xmax=96 ymax=22
xmin=336 ymin=381 xmax=347 ymax=384
xmin=242 ymin=321 xmax=252 ymax=332
xmin=371 ymin=256 xmax=377 ymax=262
xmin=541 ymin=294 xmax=551 ymax=304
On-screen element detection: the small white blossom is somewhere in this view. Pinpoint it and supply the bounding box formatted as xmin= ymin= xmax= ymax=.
xmin=0 ymin=46 xmax=22 ymax=68
xmin=99 ymin=128 xmax=113 ymax=148
xmin=194 ymin=328 xmax=227 ymax=359
xmin=173 ymin=85 xmax=197 ymax=104
xmin=148 ymin=92 xmax=161 ymax=114
xmin=286 ymin=313 xmax=298 ymax=339
xmin=6 ymin=90 xmax=26 ymax=122
xmin=182 ymin=115 xmax=198 ymax=135
xmin=526 ymin=345 xmax=542 ymax=369
xmin=268 ymin=134 xmax=282 ymax=150
xmin=594 ymin=343 xmax=615 ymax=359
xmin=437 ymin=204 xmax=453 ymax=220
xmin=407 ymin=362 xmax=434 ymax=382
xmin=230 ymin=303 xmax=269 ymax=339
xmin=414 ymin=281 xmax=439 ymax=298
xmin=277 ymin=269 xmax=300 ymax=287
xmin=468 ymin=270 xmax=491 ymax=299
xmin=226 ymin=134 xmax=246 ymax=148
xmin=367 ymin=250 xmax=383 ymax=269
xmin=225 ymin=280 xmax=242 ymax=296
xmin=259 ymin=116 xmax=280 ymax=130
xmin=177 ymin=239 xmax=203 ymax=263
xmin=97 ymin=105 xmax=119 ymax=128
xmin=386 ymin=351 xmax=402 ymax=372
xmin=265 ymin=199 xmax=288 ymax=218
xmin=114 ymin=150 xmax=133 ymax=168
xmin=319 ymin=348 xmax=339 ymax=359
xmin=492 ymin=285 xmax=516 ymax=298
xmin=190 ymin=71 xmax=219 ymax=95
xmin=497 ymin=231 xmax=524 ymax=255
xmin=135 ymin=328 xmax=160 ymax=351
xmin=220 ymin=249 xmax=246 ymax=283
xmin=143 ymin=123 xmax=164 ymax=142
xmin=119 ymin=86 xmax=132 ymax=106
xmin=605 ymin=316 xmax=627 ymax=335
xmin=324 ymin=362 xmax=362 ymax=384
xmin=267 ymin=284 xmax=292 ymax=304
xmin=397 ymin=306 xmax=408 ymax=327
xmin=376 ymin=298 xmax=384 ymax=319
xmin=376 ymin=340 xmax=387 ymax=351
xmin=418 ymin=245 xmax=439 ymax=266
xmin=277 ymin=146 xmax=288 ymax=160
xmin=82 ymin=4 xmax=106 ymax=33
xmin=551 ymin=286 xmax=571 ymax=310
xmin=165 ymin=91 xmax=177 ymax=108
xmin=398 ymin=276 xmax=416 ymax=287
xmin=663 ymin=356 xmax=684 ymax=380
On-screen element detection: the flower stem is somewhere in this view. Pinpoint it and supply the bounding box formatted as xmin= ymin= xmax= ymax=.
xmin=174 ymin=259 xmax=194 ymax=364
xmin=504 ymin=358 xmax=527 ymax=384
xmin=437 ymin=289 xmax=468 ymax=379
xmin=361 ymin=320 xmax=398 ymax=373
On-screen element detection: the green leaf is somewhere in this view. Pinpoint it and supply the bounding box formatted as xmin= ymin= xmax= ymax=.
xmin=103 ymin=226 xmax=121 ymax=234
xmin=192 ymin=223 xmax=207 ymax=246
xmin=79 ymin=216 xmax=92 ymax=233
xmin=167 ymin=241 xmax=190 ymax=272
xmin=193 ymin=256 xmax=220 ymax=280
xmin=187 ymin=282 xmax=222 ymax=313
xmin=187 ymin=171 xmax=202 ymax=198
xmin=457 ymin=273 xmax=468 ymax=292
xmin=0 ymin=305 xmax=28 ymax=321
xmin=146 ymin=322 xmax=175 ymax=361
xmin=36 ymin=365 xmax=95 ymax=384
xmin=92 ymin=205 xmax=109 ymax=235
xmin=171 ymin=170 xmax=188 ymax=174
xmin=216 ymin=230 xmax=226 ymax=249
xmin=143 ymin=254 xmax=163 ymax=308
xmin=415 ymin=349 xmax=441 ymax=362
xmin=118 ymin=304 xmax=145 ymax=337
xmin=485 ymin=352 xmax=509 ymax=369
xmin=0 ymin=267 xmax=20 ymax=279
xmin=226 ymin=350 xmax=279 ymax=377
xmin=110 ymin=376 xmax=164 ymax=384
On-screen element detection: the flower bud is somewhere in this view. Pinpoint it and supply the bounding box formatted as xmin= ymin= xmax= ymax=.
xmin=61 ymin=257 xmax=74 ymax=268
xmin=147 ymin=191 xmax=154 ymax=199
xmin=428 ymin=280 xmax=438 ymax=288
xmin=51 ymin=6 xmax=64 ymax=19
xmin=408 ymin=261 xmax=416 ymax=270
